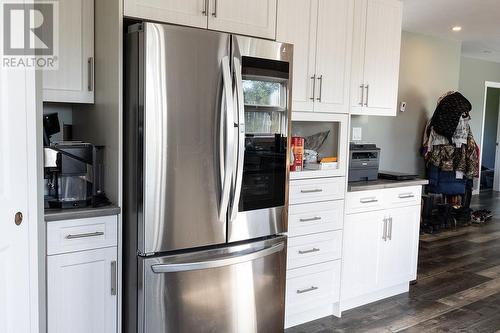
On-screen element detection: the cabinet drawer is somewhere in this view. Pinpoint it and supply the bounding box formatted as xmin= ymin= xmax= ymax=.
xmin=288 ymin=201 xmax=344 ymax=237
xmin=290 ymin=177 xmax=345 ymax=205
xmin=346 ymin=189 xmax=385 ymax=214
xmin=287 ymin=231 xmax=342 ymax=269
xmin=385 ymin=186 xmax=422 ymax=207
xmin=47 ymin=216 xmax=118 ymax=255
xmin=286 ymin=261 xmax=341 ymax=313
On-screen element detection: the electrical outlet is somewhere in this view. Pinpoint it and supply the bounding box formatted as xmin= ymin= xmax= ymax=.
xmin=352 ymin=127 xmax=362 ymax=141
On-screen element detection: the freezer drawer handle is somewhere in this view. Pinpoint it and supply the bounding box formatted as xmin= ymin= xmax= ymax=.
xmin=398 ymin=193 xmax=415 ymax=199
xmin=300 ymin=189 xmax=323 ymax=194
xmin=298 ymin=248 xmax=320 ymax=255
xmin=296 ymin=286 xmax=318 ymax=294
xmin=151 ymin=242 xmax=285 ymax=273
xmin=299 ymin=216 xmax=322 ymax=222
xmin=360 ymin=197 xmax=378 ymax=204
xmin=65 ymin=231 xmax=104 ymax=239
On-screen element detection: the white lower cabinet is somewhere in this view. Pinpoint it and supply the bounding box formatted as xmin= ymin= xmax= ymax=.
xmin=341 ymin=189 xmax=421 ymax=311
xmin=286 ymin=176 xmax=345 ymax=328
xmin=46 ymin=215 xmax=118 ymax=333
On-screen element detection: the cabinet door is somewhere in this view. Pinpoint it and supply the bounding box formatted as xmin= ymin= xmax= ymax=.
xmin=341 ymin=210 xmax=385 ymax=301
xmin=361 ymin=0 xmax=402 ymax=116
xmin=124 ymin=0 xmax=208 ymax=29
xmin=277 ymin=0 xmax=317 ymax=112
xmin=47 ymin=247 xmax=117 ymax=333
xmin=42 ymin=0 xmax=94 ymax=103
xmin=313 ymin=0 xmax=354 ymax=114
xmin=207 ymin=0 xmax=277 ymax=39
xmin=349 ymin=0 xmax=368 ymax=115
xmin=380 ymin=206 xmax=420 ymax=288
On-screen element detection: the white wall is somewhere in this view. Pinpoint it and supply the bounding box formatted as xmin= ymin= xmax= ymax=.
xmin=351 ymin=31 xmax=462 ymax=176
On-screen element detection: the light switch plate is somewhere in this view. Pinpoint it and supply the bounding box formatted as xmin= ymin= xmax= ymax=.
xmin=352 ymin=127 xmax=362 ymax=141
xmin=400 ymin=101 xmax=407 ymax=112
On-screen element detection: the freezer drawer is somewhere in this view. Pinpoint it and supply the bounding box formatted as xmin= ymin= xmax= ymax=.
xmin=139 ymin=236 xmax=287 ymax=333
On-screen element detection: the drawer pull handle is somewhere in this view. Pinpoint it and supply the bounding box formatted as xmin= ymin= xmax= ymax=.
xmin=360 ymin=197 xmax=378 ymax=204
xmin=398 ymin=193 xmax=415 ymax=199
xmin=65 ymin=231 xmax=104 ymax=240
xmin=298 ymin=248 xmax=320 ymax=255
xmin=301 ymin=189 xmax=323 ymax=194
xmin=296 ymin=286 xmax=318 ymax=294
xmin=299 ymin=216 xmax=322 ymax=222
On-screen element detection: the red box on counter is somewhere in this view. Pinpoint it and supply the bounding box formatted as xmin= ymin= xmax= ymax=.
xmin=291 ymin=136 xmax=304 ymax=171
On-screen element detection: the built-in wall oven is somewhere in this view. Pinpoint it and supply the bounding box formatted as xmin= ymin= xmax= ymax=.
xmin=124 ymin=23 xmax=293 ymax=333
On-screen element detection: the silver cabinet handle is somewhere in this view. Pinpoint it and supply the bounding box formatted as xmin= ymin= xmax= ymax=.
xmin=365 ymin=84 xmax=370 ymax=106
xmin=202 ymin=0 xmax=208 ymax=15
xmin=316 ymin=75 xmax=323 ymax=102
xmin=360 ymin=197 xmax=378 ymax=204
xmin=382 ymin=218 xmax=387 ymax=241
xmin=398 ymin=193 xmax=415 ymax=199
xmin=212 ymin=0 xmax=217 ymax=17
xmin=110 ymin=260 xmax=117 ymax=296
xmin=388 ymin=217 xmax=393 ymax=240
xmin=301 ymin=189 xmax=323 ymax=194
xmin=87 ymin=57 xmax=94 ymax=92
xmin=359 ymin=84 xmax=365 ymax=106
xmin=65 ymin=231 xmax=104 ymax=239
xmin=310 ymin=75 xmax=316 ymax=100
xmin=297 ymin=286 xmax=318 ymax=294
xmin=299 ymin=216 xmax=322 ymax=222
xmin=298 ymin=248 xmax=320 ymax=255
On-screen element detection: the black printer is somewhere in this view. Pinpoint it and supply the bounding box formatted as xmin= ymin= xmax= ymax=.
xmin=348 ymin=142 xmax=381 ymax=182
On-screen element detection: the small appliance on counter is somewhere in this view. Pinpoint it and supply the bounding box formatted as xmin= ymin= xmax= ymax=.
xmin=44 ymin=142 xmax=108 ymax=209
xmin=348 ymin=142 xmax=380 ymax=182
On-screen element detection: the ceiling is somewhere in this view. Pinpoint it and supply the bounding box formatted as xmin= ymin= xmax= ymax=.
xmin=402 ymin=0 xmax=500 ymax=63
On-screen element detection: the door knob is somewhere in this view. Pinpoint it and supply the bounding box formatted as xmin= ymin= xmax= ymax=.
xmin=15 ymin=212 xmax=23 ymax=226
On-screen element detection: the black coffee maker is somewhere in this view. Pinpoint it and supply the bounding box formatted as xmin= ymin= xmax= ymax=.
xmin=43 ymin=113 xmax=108 ymax=209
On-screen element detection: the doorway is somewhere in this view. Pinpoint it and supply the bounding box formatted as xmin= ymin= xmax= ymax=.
xmin=479 ymin=82 xmax=500 ymax=192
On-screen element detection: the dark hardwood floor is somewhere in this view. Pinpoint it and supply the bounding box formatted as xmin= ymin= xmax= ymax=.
xmin=286 ymin=191 xmax=500 ymax=333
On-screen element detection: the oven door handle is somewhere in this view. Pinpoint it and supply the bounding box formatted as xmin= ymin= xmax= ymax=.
xmin=229 ymin=57 xmax=245 ymax=222
xmin=218 ymin=56 xmax=235 ymax=222
xmin=151 ymin=242 xmax=285 ymax=273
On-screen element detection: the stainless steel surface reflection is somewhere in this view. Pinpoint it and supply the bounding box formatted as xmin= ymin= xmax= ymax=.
xmin=140 ymin=236 xmax=286 ymax=333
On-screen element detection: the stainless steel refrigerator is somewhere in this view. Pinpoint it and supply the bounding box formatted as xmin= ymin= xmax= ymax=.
xmin=124 ymin=22 xmax=293 ymax=333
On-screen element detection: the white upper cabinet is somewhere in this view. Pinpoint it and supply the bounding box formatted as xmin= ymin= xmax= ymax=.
xmin=208 ymin=0 xmax=277 ymax=39
xmin=313 ymin=0 xmax=354 ymax=113
xmin=43 ymin=0 xmax=94 ymax=103
xmin=124 ymin=0 xmax=277 ymax=39
xmin=124 ymin=0 xmax=208 ymax=29
xmin=350 ymin=0 xmax=402 ymax=116
xmin=277 ymin=0 xmax=317 ymax=112
xmin=277 ymin=0 xmax=354 ymax=114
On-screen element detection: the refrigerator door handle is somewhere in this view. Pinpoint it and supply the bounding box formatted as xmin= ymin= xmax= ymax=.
xmin=218 ymin=56 xmax=235 ymax=222
xmin=151 ymin=242 xmax=285 ymax=273
xmin=229 ymin=57 xmax=245 ymax=221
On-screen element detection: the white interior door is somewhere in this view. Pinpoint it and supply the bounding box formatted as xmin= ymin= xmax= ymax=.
xmin=276 ymin=0 xmax=318 ymax=112
xmin=0 ymin=46 xmax=40 ymax=333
